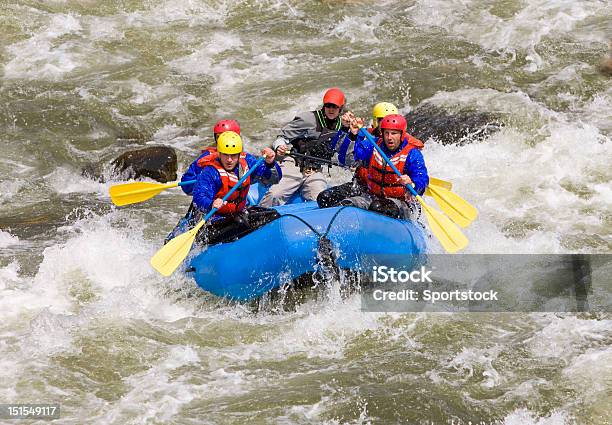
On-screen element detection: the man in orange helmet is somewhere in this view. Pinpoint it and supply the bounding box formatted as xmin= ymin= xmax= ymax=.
xmin=259 ymin=87 xmax=351 ymax=206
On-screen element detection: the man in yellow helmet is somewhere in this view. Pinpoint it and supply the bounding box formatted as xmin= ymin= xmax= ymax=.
xmin=166 ymin=131 xmax=282 ymax=245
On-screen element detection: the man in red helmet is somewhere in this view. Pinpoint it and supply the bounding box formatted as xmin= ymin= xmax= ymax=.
xmin=179 ymin=119 xmax=242 ymax=195
xmin=317 ymin=113 xmax=429 ymax=221
xmin=259 ymin=87 xmax=351 ymax=206
xmin=318 ymin=102 xmax=399 ymax=208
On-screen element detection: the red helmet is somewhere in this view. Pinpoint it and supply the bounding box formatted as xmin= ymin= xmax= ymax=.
xmin=379 ymin=114 xmax=407 ymax=140
xmin=213 ymin=119 xmax=241 ymax=137
xmin=322 ymin=87 xmax=346 ymax=107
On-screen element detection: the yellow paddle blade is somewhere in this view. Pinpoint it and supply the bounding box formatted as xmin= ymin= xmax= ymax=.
xmin=430 ymin=177 xmax=452 ymax=190
xmin=150 ymin=220 xmax=206 ymax=276
xmin=417 ymin=196 xmax=469 ymax=253
xmin=109 ymin=181 xmax=179 ymax=206
xmin=427 ymin=185 xmax=478 ymax=228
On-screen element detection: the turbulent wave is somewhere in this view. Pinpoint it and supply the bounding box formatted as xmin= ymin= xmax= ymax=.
xmin=1 ymin=1 xmax=610 ymax=424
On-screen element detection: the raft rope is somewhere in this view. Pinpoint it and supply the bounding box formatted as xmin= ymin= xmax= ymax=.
xmin=277 ymin=206 xmax=350 ymax=278
xmin=183 ymin=207 xmax=350 ymax=276
xmin=278 ymin=205 xmax=351 ymax=240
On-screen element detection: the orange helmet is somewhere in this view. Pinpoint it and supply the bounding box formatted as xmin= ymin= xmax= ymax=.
xmin=322 ymin=87 xmax=346 ymax=107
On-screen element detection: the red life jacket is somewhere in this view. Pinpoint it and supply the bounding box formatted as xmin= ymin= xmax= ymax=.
xmin=355 ymin=165 xmax=369 ymax=186
xmin=197 ymin=150 xmax=251 ymax=215
xmin=354 ymin=127 xmax=377 ymax=186
xmin=195 ymin=146 xmax=217 ymax=167
xmin=366 ymin=135 xmax=424 ymax=199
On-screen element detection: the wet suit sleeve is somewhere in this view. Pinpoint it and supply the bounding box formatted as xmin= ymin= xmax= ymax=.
xmin=180 ymin=150 xmax=211 ymax=195
xmin=403 ymin=149 xmax=429 ymax=196
xmin=245 ymin=153 xmax=282 ymax=186
xmin=192 ymin=166 xmax=222 ymax=213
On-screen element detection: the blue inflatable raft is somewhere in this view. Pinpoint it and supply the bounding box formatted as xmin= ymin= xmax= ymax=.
xmin=186 ymin=195 xmax=428 ymax=301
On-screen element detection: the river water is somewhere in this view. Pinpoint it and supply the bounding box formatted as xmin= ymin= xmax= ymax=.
xmin=1 ymin=1 xmax=611 ymax=424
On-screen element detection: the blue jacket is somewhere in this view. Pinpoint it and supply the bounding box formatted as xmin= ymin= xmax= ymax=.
xmin=331 ymin=130 xmax=429 ymax=196
xmin=192 ymin=153 xmax=282 ymax=217
xmin=180 ymin=150 xmax=213 ymax=195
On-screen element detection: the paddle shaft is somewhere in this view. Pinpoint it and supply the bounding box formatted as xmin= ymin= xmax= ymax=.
xmin=359 ymin=129 xmax=420 ymax=197
xmin=115 ymin=179 xmax=195 ymax=197
xmin=123 ymin=180 xmax=194 ymax=196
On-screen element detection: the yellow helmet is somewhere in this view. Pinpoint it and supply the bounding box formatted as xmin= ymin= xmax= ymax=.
xmin=216 ymin=131 xmax=243 ymax=154
xmin=372 ymin=102 xmax=399 ymax=128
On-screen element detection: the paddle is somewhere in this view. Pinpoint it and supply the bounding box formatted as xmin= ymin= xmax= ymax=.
xmin=109 ymin=153 xmax=454 ymax=207
xmin=359 ymin=128 xmax=468 ymax=253
xmin=427 ymin=177 xmax=452 ymax=191
xmin=109 ymin=180 xmax=196 ymax=206
xmin=427 ymin=184 xmax=478 ymax=228
xmin=150 ymin=157 xmax=266 ymax=276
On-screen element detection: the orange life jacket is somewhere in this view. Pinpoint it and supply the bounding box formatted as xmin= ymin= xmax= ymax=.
xmin=197 ymin=150 xmax=250 ymax=215
xmin=355 ymin=165 xmax=369 ymax=186
xmin=366 ymin=135 xmax=424 ymax=199
xmin=354 ymin=127 xmax=377 ymax=186
xmin=200 ymin=146 xmax=216 ymax=155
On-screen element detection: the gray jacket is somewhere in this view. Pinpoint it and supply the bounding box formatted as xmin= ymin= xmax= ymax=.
xmin=272 ymin=110 xmax=342 ymax=165
xmin=272 ymin=111 xmax=320 ymax=150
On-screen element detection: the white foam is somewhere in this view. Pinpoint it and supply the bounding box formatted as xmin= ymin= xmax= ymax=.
xmin=125 ymin=0 xmax=230 ymax=28
xmin=0 ymin=158 xmax=36 ymax=175
xmin=3 ymin=12 xmax=133 ymax=80
xmin=580 ymin=87 xmax=612 ymax=134
xmin=0 ymin=261 xmax=22 ymax=291
xmin=46 ymin=167 xmax=107 ymax=195
xmin=168 ymin=32 xmax=243 ymax=77
xmin=87 ymin=16 xmax=124 ymax=42
xmin=526 ymin=315 xmax=612 ymax=362
xmin=205 ymin=296 xmax=388 ymax=366
xmin=93 ymin=345 xmax=200 ymax=424
xmin=410 ymin=0 xmax=609 ymax=71
xmin=331 ymin=13 xmax=385 ymax=43
xmin=0 ymin=231 xmax=20 ymax=248
xmin=151 ymin=124 xmax=203 ymax=152
xmin=421 ymin=88 xmax=611 ymax=253
xmin=563 ymin=347 xmax=612 ymax=395
xmin=169 ymin=33 xmax=299 ymax=93
xmin=503 ymin=408 xmax=570 ymax=425
xmin=0 ymin=260 xmax=64 ymax=327
xmin=1 ymin=212 xmax=188 ymax=321
xmin=23 ymin=308 xmax=80 ymax=356
xmin=3 ymin=14 xmax=83 ymax=79
xmin=447 ymin=346 xmax=503 ymax=388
